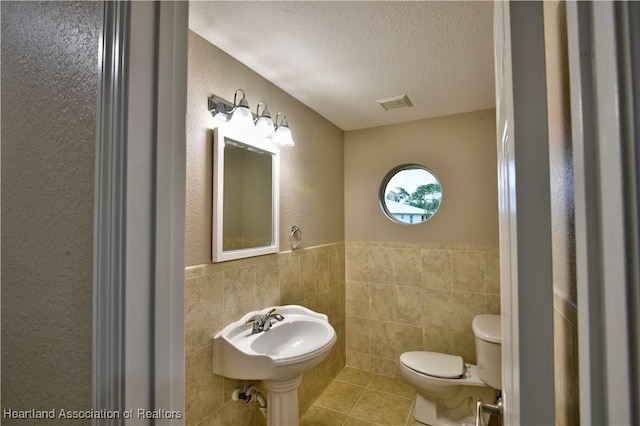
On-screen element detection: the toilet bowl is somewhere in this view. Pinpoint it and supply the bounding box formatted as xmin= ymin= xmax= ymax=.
xmin=400 ymin=314 xmax=502 ymax=426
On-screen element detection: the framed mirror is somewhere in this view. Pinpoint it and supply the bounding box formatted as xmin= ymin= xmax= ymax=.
xmin=212 ymin=126 xmax=280 ymax=262
xmin=379 ymin=164 xmax=442 ymax=224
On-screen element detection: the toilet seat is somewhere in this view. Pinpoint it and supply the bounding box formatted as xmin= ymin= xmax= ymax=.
xmin=400 ymin=351 xmax=464 ymax=379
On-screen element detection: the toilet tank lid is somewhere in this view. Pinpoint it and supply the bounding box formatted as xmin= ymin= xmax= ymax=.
xmin=400 ymin=351 xmax=464 ymax=378
xmin=472 ymin=314 xmax=501 ymax=343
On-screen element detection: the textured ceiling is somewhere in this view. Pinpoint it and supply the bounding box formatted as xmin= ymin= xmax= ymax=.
xmin=189 ymin=1 xmax=495 ymax=131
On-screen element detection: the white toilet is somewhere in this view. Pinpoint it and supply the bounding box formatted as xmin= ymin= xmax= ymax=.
xmin=399 ymin=314 xmax=502 ymax=426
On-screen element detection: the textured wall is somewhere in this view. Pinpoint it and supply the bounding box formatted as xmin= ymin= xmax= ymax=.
xmin=185 ymin=30 xmax=347 ymax=425
xmin=345 ymin=241 xmax=500 ymax=376
xmin=186 ymin=31 xmax=345 ymax=266
xmin=1 ymin=1 xmax=100 ymax=421
xmin=343 ymin=110 xmax=500 ymax=375
xmin=543 ymin=1 xmax=580 ymax=424
xmin=185 ymin=244 xmax=346 ymax=426
xmin=344 ymin=109 xmax=498 ymax=246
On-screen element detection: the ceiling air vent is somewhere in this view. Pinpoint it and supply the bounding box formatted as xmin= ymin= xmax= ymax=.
xmin=377 ymin=94 xmax=413 ymax=111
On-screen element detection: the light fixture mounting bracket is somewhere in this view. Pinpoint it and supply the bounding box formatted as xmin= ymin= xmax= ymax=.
xmin=208 ymin=95 xmax=235 ymax=119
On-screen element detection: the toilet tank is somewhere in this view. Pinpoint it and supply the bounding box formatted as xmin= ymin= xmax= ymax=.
xmin=472 ymin=314 xmax=502 ymax=390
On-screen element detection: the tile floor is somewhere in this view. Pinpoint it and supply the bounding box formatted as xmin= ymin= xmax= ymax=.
xmin=300 ymin=367 xmax=424 ymax=426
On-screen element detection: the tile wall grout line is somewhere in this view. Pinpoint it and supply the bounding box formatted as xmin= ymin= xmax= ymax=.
xmin=404 ymin=397 xmax=416 ymax=426
xmin=349 ymin=373 xmax=411 ymax=426
xmin=318 ymin=368 xmax=415 ymax=426
xmin=338 ymin=375 xmax=374 ymax=425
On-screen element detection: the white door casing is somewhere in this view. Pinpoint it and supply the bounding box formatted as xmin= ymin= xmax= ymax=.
xmin=93 ymin=1 xmax=188 ymax=424
xmin=494 ymin=2 xmax=555 ymax=424
xmin=567 ymin=2 xmax=640 ymax=424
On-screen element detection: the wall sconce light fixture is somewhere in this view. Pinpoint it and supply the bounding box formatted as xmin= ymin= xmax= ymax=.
xmin=274 ymin=112 xmax=295 ymax=147
xmin=208 ymin=89 xmax=295 ymax=147
xmin=255 ymin=101 xmax=275 ymax=142
xmin=228 ymin=89 xmax=253 ymax=130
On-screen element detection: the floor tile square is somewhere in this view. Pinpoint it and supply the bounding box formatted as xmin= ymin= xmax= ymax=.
xmin=315 ymin=381 xmax=366 ymax=414
xmin=368 ymin=375 xmax=415 ymax=400
xmin=405 ymin=412 xmax=424 ymax=426
xmin=350 ymin=389 xmax=412 ymax=425
xmin=343 ymin=416 xmax=381 ymax=426
xmin=336 ymin=367 xmax=376 ymax=387
xmin=300 ymin=404 xmax=348 ymax=426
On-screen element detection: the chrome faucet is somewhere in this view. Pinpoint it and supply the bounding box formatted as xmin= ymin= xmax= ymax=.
xmin=246 ymin=308 xmax=285 ymax=334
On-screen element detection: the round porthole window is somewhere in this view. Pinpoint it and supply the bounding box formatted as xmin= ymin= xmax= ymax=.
xmin=379 ymin=164 xmax=442 ymax=225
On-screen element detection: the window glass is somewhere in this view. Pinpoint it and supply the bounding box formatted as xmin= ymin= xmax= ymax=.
xmin=379 ymin=164 xmax=442 ymax=225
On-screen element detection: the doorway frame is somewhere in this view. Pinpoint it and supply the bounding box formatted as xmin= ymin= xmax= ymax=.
xmin=567 ymin=2 xmax=640 ymax=424
xmin=92 ymin=1 xmax=188 ymax=423
xmin=494 ymin=2 xmax=556 ymax=424
xmin=93 ymin=1 xmax=639 ymax=425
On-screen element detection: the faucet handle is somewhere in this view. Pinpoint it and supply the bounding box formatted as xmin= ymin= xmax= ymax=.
xmin=245 ymin=309 xmax=279 ymax=332
xmin=245 ymin=314 xmax=262 ymax=326
xmin=245 ymin=316 xmax=263 ymax=334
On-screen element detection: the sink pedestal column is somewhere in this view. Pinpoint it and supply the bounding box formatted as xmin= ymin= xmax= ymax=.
xmin=262 ymin=375 xmax=303 ymax=426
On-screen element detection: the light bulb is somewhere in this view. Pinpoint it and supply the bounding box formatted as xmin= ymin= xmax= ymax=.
xmin=274 ymin=125 xmax=294 ymax=147
xmin=255 ymin=116 xmax=275 ymax=141
xmin=229 ymin=106 xmax=254 ymax=135
xmin=274 ymin=112 xmax=295 ymax=147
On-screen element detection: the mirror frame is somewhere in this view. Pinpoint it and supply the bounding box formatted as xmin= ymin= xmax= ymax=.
xmin=212 ymin=126 xmax=280 ymax=262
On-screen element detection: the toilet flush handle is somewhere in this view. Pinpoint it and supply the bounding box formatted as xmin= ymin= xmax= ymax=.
xmin=475 ymin=397 xmax=503 ymax=426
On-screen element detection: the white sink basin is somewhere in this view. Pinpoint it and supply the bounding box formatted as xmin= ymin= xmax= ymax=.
xmin=213 ymin=305 xmax=336 ymax=381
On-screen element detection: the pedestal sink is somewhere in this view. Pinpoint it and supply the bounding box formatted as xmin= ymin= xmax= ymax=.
xmin=213 ymin=305 xmax=336 ymax=426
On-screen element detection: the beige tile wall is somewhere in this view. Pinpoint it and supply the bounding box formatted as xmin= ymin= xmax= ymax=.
xmin=345 ymin=241 xmax=500 ymax=376
xmin=185 ymin=243 xmax=346 ymax=426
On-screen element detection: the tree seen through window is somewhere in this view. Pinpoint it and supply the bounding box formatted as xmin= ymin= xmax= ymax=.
xmin=386 ymin=182 xmax=442 ymax=220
